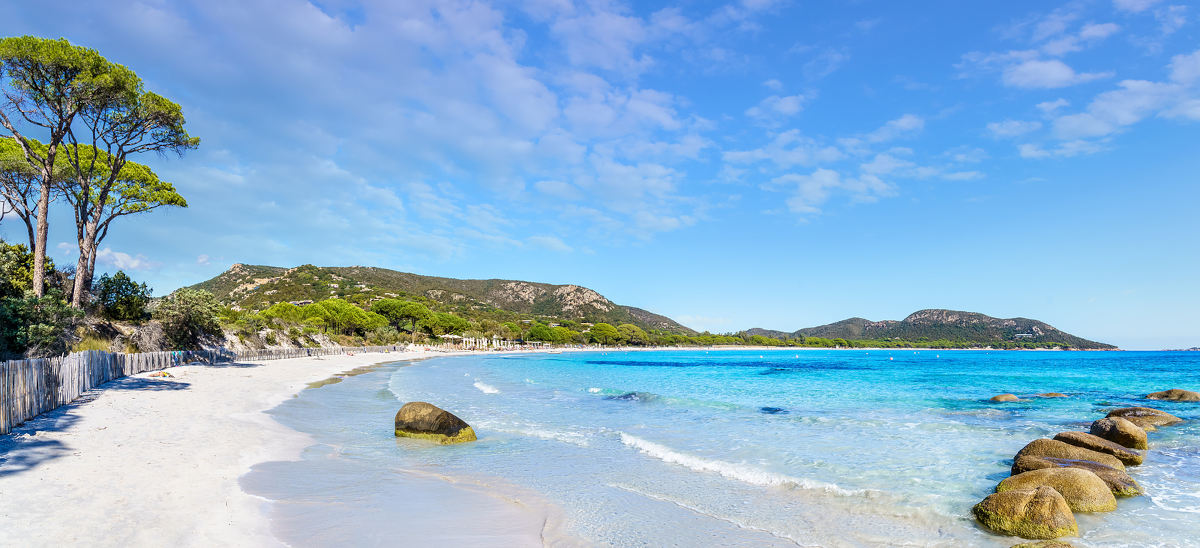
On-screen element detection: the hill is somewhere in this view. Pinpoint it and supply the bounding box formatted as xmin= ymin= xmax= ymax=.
xmin=744 ymin=309 xmax=1115 ymax=349
xmin=190 ymin=264 xmax=694 ymax=334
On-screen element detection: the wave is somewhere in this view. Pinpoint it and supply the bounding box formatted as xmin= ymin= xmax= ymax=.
xmin=473 ymin=381 xmax=499 ymax=394
xmin=618 ymin=433 xmax=875 ymax=497
xmin=472 ymin=420 xmax=591 ymax=447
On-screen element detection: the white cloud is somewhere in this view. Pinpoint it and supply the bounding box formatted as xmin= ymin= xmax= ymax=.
xmin=527 ymin=235 xmax=573 ymax=252
xmin=196 ymin=254 xmax=210 ymax=265
xmin=762 ymin=78 xmax=783 ymax=90
xmin=96 ymin=248 xmax=159 ymax=271
xmin=1114 ymin=0 xmax=1161 ymax=13
xmin=1155 ymin=5 xmax=1188 ymax=35
xmin=723 ymin=130 xmax=844 ymax=168
xmin=987 ymin=119 xmax=1044 ymax=138
xmin=1002 ymin=59 xmax=1112 ymax=88
xmin=745 ymin=94 xmax=807 ymax=121
xmin=1018 ymin=140 xmax=1106 ymax=158
xmin=1052 ymin=78 xmax=1183 ymax=139
xmin=775 ymin=168 xmax=894 ymax=216
xmin=866 ymin=114 xmax=925 ymax=143
xmin=1041 ymin=22 xmax=1120 ymax=56
xmin=1037 ymin=98 xmax=1071 ymax=114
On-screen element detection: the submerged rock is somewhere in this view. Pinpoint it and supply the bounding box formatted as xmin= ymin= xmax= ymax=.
xmin=1011 ymin=541 xmax=1076 ymax=548
xmin=1106 ymin=407 xmax=1183 ymax=430
xmin=604 ymin=391 xmax=658 ymax=402
xmin=759 ymin=406 xmax=788 ymax=414
xmin=996 ymin=468 xmax=1117 ymax=513
xmin=1015 ymin=439 xmax=1126 ymax=471
xmin=972 ymin=485 xmax=1078 ymax=540
xmin=1038 ymin=393 xmax=1069 ymax=398
xmin=1089 ymin=417 xmax=1148 ymax=450
xmin=394 ymin=402 xmax=477 ymax=445
xmin=1012 ymin=455 xmax=1141 ymax=498
xmin=1053 ymin=432 xmax=1144 ymax=466
xmin=991 ymin=393 xmax=1021 ymax=402
xmin=1146 ymin=388 xmax=1200 ymax=402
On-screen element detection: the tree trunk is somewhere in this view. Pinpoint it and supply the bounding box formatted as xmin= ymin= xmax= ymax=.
xmin=31 ymin=178 xmax=50 ymax=297
xmin=70 ymin=220 xmax=98 ymax=307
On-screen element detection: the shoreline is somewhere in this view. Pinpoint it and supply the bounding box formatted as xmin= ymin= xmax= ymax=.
xmin=0 ymin=348 xmax=569 ymax=547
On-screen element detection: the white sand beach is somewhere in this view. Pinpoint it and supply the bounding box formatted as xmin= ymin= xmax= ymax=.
xmin=0 ymin=351 xmax=558 ymax=547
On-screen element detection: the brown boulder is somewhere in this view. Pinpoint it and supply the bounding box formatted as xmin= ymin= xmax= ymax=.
xmin=1147 ymin=388 xmax=1200 ymax=402
xmin=991 ymin=393 xmax=1021 ymax=402
xmin=1038 ymin=393 xmax=1069 ymax=398
xmin=394 ymin=402 xmax=477 ymax=444
xmin=1089 ymin=417 xmax=1148 ymax=450
xmin=1011 ymin=455 xmax=1141 ymax=498
xmin=973 ymin=485 xmax=1078 ymax=539
xmin=996 ymin=468 xmax=1117 ymax=512
xmin=1015 ymin=439 xmax=1126 ymax=471
xmin=1106 ymin=407 xmax=1183 ymax=429
xmin=1053 ymin=431 xmax=1143 ymax=466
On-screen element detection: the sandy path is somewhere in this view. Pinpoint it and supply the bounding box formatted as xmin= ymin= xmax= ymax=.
xmin=0 ymin=351 xmax=553 ymax=547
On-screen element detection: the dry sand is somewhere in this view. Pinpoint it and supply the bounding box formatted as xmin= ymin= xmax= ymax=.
xmin=0 ymin=351 xmax=556 ymax=547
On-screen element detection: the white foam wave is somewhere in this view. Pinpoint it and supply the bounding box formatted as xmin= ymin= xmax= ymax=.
xmin=618 ymin=433 xmax=874 ymax=497
xmin=474 ymin=421 xmax=590 ymax=447
xmin=588 ymin=387 xmax=602 ymax=393
xmin=473 ymin=381 xmax=499 ymax=394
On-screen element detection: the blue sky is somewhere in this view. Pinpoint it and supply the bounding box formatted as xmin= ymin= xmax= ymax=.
xmin=2 ymin=0 xmax=1198 ymax=349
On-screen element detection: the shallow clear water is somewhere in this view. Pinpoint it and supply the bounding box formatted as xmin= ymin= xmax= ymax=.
xmin=243 ymin=349 xmax=1200 ymax=547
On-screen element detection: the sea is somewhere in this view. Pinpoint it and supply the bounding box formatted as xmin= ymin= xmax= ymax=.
xmin=240 ymin=349 xmax=1200 ymax=547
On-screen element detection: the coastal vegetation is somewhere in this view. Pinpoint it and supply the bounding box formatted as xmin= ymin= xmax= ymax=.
xmin=0 ymin=36 xmax=194 ymax=357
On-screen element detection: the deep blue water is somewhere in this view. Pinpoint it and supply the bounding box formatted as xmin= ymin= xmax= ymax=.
xmin=242 ymin=349 xmax=1200 ymax=547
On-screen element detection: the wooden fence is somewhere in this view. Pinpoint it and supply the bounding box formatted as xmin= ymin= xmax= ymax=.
xmin=0 ymin=345 xmax=407 ymax=436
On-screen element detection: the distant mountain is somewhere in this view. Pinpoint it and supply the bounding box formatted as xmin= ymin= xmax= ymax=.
xmin=189 ymin=264 xmax=694 ymax=334
xmin=744 ymin=309 xmax=1115 ymax=349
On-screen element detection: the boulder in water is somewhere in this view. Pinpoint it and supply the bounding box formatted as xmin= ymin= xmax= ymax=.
xmin=759 ymin=406 xmax=788 ymax=414
xmin=996 ymin=468 xmax=1117 ymax=512
xmin=1146 ymin=389 xmax=1200 ymax=402
xmin=972 ymin=485 xmax=1078 ymax=539
xmin=991 ymin=393 xmax=1021 ymax=402
xmin=1010 ymin=541 xmax=1076 ymax=548
xmin=1011 ymin=455 xmax=1141 ymax=498
xmin=1106 ymin=407 xmax=1182 ymax=430
xmin=394 ymin=402 xmax=477 ymax=445
xmin=1015 ymin=439 xmax=1125 ymax=471
xmin=1038 ymin=393 xmax=1069 ymax=398
xmin=1089 ymin=417 xmax=1148 ymax=450
xmin=1053 ymin=431 xmax=1143 ymax=466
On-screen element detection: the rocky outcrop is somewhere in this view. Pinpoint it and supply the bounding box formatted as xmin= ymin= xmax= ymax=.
xmin=996 ymin=468 xmax=1117 ymax=513
xmin=394 ymin=402 xmax=477 ymax=445
xmin=1106 ymin=407 xmax=1183 ymax=431
xmin=1010 ymin=541 xmax=1075 ymax=548
xmin=973 ymin=486 xmax=1078 ymax=540
xmin=1146 ymin=389 xmax=1200 ymax=402
xmin=1053 ymin=432 xmax=1144 ymax=466
xmin=1011 ymin=456 xmax=1141 ymax=498
xmin=991 ymin=393 xmax=1021 ymax=402
xmin=1015 ymin=439 xmax=1126 ymax=471
xmin=1089 ymin=417 xmax=1148 ymax=450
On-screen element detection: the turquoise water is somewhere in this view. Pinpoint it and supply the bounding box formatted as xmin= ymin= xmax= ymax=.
xmin=242 ymin=350 xmax=1200 ymax=547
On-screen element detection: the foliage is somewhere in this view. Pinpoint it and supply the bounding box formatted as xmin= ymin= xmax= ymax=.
xmin=617 ymin=323 xmax=649 ymax=345
xmin=588 ymin=323 xmax=620 ymax=345
xmin=0 ymin=240 xmax=35 ymax=298
xmin=92 ymin=270 xmax=151 ymax=321
xmin=153 ymin=288 xmax=221 ymax=350
xmin=370 ymin=298 xmax=431 ymax=334
xmin=0 ymin=289 xmax=82 ymax=357
xmin=422 ymin=312 xmax=469 ymax=336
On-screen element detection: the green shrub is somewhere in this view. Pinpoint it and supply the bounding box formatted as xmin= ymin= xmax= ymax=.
xmin=93 ymin=271 xmax=152 ymax=321
xmin=154 ymin=288 xmax=221 ymax=350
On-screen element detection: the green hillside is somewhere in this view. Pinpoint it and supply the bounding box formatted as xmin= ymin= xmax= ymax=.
xmin=745 ymin=309 xmax=1115 ymax=349
xmin=190 ymin=264 xmax=694 ymax=335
